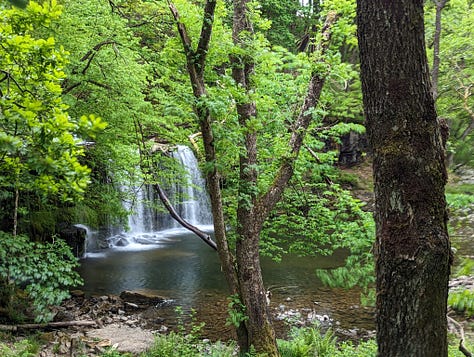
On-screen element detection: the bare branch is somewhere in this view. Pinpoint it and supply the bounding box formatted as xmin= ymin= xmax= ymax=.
xmin=153 ymin=183 xmax=217 ymax=250
xmin=431 ymin=0 xmax=448 ymax=100
xmin=79 ymin=40 xmax=118 ymax=75
xmin=196 ymin=0 xmax=217 ymax=77
xmin=168 ymin=2 xmax=194 ymax=61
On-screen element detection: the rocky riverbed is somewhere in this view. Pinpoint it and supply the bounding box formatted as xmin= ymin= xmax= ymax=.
xmin=14 ymin=273 xmax=471 ymax=357
xmin=2 ymin=288 xmax=377 ymax=356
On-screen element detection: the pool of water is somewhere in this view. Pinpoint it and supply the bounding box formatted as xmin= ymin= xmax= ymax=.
xmin=77 ymin=229 xmax=375 ymax=339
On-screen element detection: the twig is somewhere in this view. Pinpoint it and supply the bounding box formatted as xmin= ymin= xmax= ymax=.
xmin=448 ymin=315 xmax=473 ymax=357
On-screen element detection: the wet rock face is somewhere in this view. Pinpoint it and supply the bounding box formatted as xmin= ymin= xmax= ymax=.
xmin=338 ymin=131 xmax=368 ymax=167
xmin=58 ymin=224 xmax=87 ymax=257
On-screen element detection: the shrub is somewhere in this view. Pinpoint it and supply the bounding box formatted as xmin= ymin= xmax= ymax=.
xmin=0 ymin=231 xmax=83 ymax=322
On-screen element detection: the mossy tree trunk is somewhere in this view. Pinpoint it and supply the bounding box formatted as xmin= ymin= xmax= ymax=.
xmin=357 ymin=1 xmax=451 ymax=356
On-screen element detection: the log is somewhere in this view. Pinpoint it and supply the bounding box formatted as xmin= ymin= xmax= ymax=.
xmin=0 ymin=320 xmax=97 ymax=331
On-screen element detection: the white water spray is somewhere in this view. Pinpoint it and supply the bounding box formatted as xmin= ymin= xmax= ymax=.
xmin=104 ymin=146 xmax=213 ymax=250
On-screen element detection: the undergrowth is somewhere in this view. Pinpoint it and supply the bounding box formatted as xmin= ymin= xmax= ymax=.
xmin=2 ymin=325 xmax=473 ymax=357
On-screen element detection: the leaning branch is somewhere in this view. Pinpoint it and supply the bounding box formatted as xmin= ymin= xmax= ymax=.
xmin=153 ymin=183 xmax=217 ymax=251
xmin=168 ymin=2 xmax=194 ymax=62
xmin=448 ymin=315 xmax=473 ymax=357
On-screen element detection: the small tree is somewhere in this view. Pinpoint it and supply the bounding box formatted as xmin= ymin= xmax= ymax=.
xmin=0 ymin=1 xmax=105 ymax=235
xmin=167 ymin=0 xmax=357 ymax=354
xmin=425 ymin=0 xmax=474 ymax=170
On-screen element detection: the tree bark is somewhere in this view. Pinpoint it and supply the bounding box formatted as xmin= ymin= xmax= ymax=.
xmin=357 ymin=1 xmax=451 ymax=356
xmin=431 ymin=0 xmax=448 ymax=101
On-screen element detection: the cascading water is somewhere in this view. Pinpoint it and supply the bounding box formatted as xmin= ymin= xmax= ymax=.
xmin=104 ymin=145 xmax=213 ymax=251
xmin=168 ymin=146 xmax=213 ymax=227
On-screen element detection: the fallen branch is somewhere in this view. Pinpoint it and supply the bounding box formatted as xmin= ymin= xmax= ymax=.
xmin=448 ymin=315 xmax=473 ymax=357
xmin=0 ymin=320 xmax=97 ymax=332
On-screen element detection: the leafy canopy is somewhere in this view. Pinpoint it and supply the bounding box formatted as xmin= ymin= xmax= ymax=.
xmin=0 ymin=1 xmax=105 ymax=209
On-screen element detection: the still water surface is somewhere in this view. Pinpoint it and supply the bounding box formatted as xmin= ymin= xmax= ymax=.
xmin=77 ymin=228 xmax=375 ymax=339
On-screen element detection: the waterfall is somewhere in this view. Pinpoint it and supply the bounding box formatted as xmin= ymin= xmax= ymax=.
xmin=169 ymin=146 xmax=213 ymax=227
xmin=104 ymin=145 xmax=213 ymax=250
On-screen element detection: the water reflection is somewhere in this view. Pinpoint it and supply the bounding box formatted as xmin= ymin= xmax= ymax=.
xmin=77 ymin=230 xmax=375 ymax=338
xmin=79 ymin=230 xmax=346 ymax=298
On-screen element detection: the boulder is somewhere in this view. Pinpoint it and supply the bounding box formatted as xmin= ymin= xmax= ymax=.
xmin=338 ymin=131 xmax=368 ymax=167
xmin=119 ymin=290 xmax=168 ymax=307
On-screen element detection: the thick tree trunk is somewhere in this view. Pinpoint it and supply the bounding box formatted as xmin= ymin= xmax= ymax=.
xmin=230 ymin=5 xmax=337 ymax=355
xmin=357 ymin=1 xmax=451 ymax=356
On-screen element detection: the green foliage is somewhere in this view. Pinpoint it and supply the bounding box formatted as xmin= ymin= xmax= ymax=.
xmin=0 ymin=2 xmax=89 ymax=198
xmin=448 ymin=339 xmax=474 ymax=357
xmin=226 ymin=294 xmax=249 ymax=327
xmin=334 ymin=339 xmax=377 ymax=357
xmin=448 ymin=258 xmax=474 ymax=317
xmin=140 ymin=306 xmax=235 ymax=357
xmin=0 ymin=1 xmax=106 ymax=234
xmin=7 ymin=0 xmax=30 ymax=9
xmin=100 ymin=348 xmax=133 ymax=357
xmin=278 ymin=326 xmax=337 ymax=356
xmin=175 ymin=306 xmax=206 ymax=342
xmin=0 ymin=231 xmax=83 ymax=322
xmin=277 ymin=326 xmax=379 ymax=357
xmin=52 ymin=0 xmax=154 ymax=228
xmin=446 ymin=183 xmax=474 ymax=215
xmin=449 ymin=289 xmax=474 ymax=317
xmin=258 ymin=0 xmax=304 ymax=50
xmin=0 ymin=339 xmax=39 ymax=357
xmin=143 ymin=332 xmax=236 ymax=357
xmin=425 ymin=0 xmax=474 ymax=169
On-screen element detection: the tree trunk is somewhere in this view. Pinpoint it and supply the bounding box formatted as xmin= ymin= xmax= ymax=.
xmin=168 ymin=1 xmax=250 ymax=351
xmin=357 ymin=1 xmax=451 ymax=356
xmin=170 ymin=1 xmax=337 ymax=354
xmin=231 ymin=0 xmax=279 ymax=353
